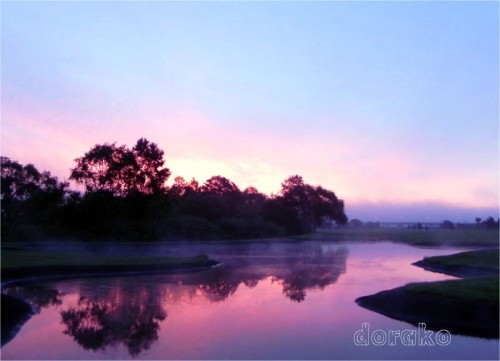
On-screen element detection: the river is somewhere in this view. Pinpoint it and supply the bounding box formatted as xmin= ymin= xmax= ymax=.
xmin=2 ymin=241 xmax=498 ymax=359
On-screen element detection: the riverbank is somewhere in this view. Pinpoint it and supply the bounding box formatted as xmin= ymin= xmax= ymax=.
xmin=356 ymin=249 xmax=499 ymax=339
xmin=2 ymin=248 xmax=219 ymax=285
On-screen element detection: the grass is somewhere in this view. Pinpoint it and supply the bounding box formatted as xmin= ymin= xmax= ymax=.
xmin=422 ymin=249 xmax=499 ymax=270
xmin=409 ymin=249 xmax=499 ymax=303
xmin=405 ymin=276 xmax=499 ymax=304
xmin=1 ymin=248 xmax=210 ymax=270
xmin=296 ymin=228 xmax=500 ymax=246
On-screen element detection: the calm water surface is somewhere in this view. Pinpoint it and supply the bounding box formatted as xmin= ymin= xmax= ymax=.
xmin=2 ymin=241 xmax=499 ymax=360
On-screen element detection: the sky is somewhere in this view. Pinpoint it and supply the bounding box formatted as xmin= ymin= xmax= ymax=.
xmin=1 ymin=1 xmax=498 ymax=222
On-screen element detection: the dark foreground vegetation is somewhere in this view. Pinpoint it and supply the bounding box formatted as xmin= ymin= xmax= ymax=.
xmin=356 ymin=249 xmax=500 ymax=339
xmin=1 ymin=138 xmax=347 ymax=242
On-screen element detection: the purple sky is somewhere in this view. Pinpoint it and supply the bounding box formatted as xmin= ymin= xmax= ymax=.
xmin=1 ymin=2 xmax=498 ymax=222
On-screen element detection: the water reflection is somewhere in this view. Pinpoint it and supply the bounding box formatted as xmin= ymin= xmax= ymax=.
xmin=61 ymin=295 xmax=166 ymax=356
xmin=4 ymin=244 xmax=348 ymax=356
xmin=5 ymin=284 xmax=63 ymax=313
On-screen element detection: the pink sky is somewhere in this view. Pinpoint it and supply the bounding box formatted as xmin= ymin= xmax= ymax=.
xmin=2 ymin=2 xmax=498 ymax=222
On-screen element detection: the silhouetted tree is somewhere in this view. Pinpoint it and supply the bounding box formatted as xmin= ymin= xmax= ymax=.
xmin=2 ymin=147 xmax=349 ymax=241
xmin=440 ymin=220 xmax=454 ymax=230
xmin=1 ymin=157 xmax=69 ymax=239
xmin=349 ymin=219 xmax=363 ymax=228
xmin=70 ymin=138 xmax=170 ymax=196
xmin=308 ymin=185 xmax=348 ymax=227
xmin=170 ymin=176 xmax=199 ymax=198
xmin=266 ymin=175 xmax=347 ymax=234
xmin=200 ymin=176 xmax=241 ymax=197
xmin=242 ymin=186 xmax=267 ymax=205
xmin=131 ymin=138 xmax=171 ymax=194
xmin=480 ymin=216 xmax=499 ymax=230
xmin=279 ymin=175 xmax=315 ymax=234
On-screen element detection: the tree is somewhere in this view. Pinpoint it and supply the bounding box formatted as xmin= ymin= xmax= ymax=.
xmin=242 ymin=186 xmax=267 ymax=206
xmin=349 ymin=219 xmax=363 ymax=228
xmin=131 ymin=138 xmax=170 ymax=194
xmin=70 ymin=138 xmax=170 ymax=196
xmin=308 ymin=186 xmax=348 ymax=227
xmin=280 ymin=175 xmax=314 ymax=233
xmin=200 ymin=176 xmax=240 ymax=197
xmin=275 ymin=175 xmax=347 ymax=233
xmin=440 ymin=220 xmax=454 ymax=230
xmin=1 ymin=157 xmax=67 ymax=202
xmin=170 ymin=176 xmax=199 ymax=198
xmin=1 ymin=157 xmax=69 ymax=239
xmin=70 ymin=143 xmax=132 ymax=195
xmin=481 ymin=216 xmax=498 ymax=230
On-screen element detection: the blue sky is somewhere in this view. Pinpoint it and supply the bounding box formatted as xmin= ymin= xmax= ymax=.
xmin=1 ymin=1 xmax=498 ymax=222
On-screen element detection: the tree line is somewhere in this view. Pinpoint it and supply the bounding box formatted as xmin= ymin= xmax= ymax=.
xmin=1 ymin=138 xmax=348 ymax=241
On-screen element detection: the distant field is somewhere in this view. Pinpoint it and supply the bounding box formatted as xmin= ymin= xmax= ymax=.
xmin=298 ymin=228 xmax=500 ymax=246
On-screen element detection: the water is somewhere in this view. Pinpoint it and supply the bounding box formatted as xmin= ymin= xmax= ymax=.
xmin=2 ymin=241 xmax=498 ymax=360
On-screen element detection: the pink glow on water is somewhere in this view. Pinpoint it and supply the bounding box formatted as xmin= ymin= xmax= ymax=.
xmin=3 ymin=242 xmax=496 ymax=360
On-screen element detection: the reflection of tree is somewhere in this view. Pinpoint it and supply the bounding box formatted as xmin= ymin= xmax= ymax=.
xmin=272 ymin=247 xmax=348 ymax=302
xmin=173 ymin=245 xmax=349 ymax=303
xmin=4 ymin=244 xmax=349 ymax=356
xmin=198 ymin=280 xmax=239 ymax=302
xmin=60 ymin=284 xmax=167 ymax=356
xmin=4 ymin=285 xmax=63 ymax=313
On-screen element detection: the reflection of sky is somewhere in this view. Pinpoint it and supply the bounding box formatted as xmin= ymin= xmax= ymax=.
xmin=1 ymin=2 xmax=498 ymax=220
xmin=2 ymin=242 xmax=496 ymax=360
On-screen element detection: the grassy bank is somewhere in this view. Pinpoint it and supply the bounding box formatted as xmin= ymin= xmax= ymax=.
xmin=2 ymin=248 xmax=212 ymax=269
xmin=413 ymin=249 xmax=499 ymax=277
xmin=356 ymin=249 xmax=500 ymax=338
xmin=1 ymin=248 xmax=218 ymax=285
xmin=418 ymin=249 xmax=499 ymax=269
